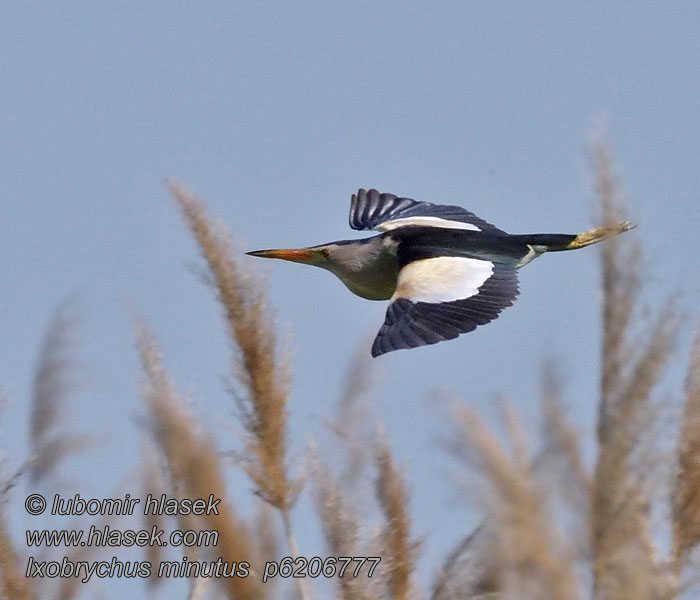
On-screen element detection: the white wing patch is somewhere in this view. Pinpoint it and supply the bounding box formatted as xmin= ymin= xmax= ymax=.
xmin=393 ymin=256 xmax=494 ymax=304
xmin=377 ymin=216 xmax=481 ymax=232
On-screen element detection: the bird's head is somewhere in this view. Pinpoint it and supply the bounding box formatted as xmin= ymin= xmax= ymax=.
xmin=247 ymin=239 xmax=390 ymax=300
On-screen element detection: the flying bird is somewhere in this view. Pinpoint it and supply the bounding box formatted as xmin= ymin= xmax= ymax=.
xmin=247 ymin=189 xmax=633 ymax=357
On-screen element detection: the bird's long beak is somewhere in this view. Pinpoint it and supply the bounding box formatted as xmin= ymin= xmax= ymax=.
xmin=246 ymin=248 xmax=320 ymax=264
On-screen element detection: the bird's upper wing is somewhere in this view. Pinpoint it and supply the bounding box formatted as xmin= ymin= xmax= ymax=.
xmin=349 ymin=188 xmax=504 ymax=233
xmin=371 ymin=258 xmax=519 ymax=357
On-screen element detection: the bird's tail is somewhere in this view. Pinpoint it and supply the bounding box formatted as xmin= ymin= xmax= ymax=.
xmin=514 ymin=221 xmax=635 ymax=252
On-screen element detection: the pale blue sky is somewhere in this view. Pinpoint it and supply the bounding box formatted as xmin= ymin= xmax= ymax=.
xmin=2 ymin=3 xmax=699 ymax=598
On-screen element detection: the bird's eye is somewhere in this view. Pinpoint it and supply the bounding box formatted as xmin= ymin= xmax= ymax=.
xmin=320 ymin=249 xmax=329 ymax=258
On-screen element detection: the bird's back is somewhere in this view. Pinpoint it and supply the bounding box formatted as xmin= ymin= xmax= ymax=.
xmin=386 ymin=226 xmax=535 ymax=268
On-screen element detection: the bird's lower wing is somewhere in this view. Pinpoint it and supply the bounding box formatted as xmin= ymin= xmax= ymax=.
xmin=371 ymin=258 xmax=519 ymax=357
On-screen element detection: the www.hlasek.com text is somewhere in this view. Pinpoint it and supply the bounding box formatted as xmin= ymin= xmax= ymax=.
xmin=26 ymin=524 xmax=218 ymax=548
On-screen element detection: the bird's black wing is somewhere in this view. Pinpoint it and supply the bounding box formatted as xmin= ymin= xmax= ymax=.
xmin=349 ymin=188 xmax=504 ymax=233
xmin=371 ymin=260 xmax=519 ymax=357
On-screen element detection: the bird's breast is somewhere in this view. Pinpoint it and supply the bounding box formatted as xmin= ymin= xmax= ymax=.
xmin=342 ymin=269 xmax=398 ymax=300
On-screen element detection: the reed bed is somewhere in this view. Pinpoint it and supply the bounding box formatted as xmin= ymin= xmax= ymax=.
xmin=2 ymin=141 xmax=699 ymax=599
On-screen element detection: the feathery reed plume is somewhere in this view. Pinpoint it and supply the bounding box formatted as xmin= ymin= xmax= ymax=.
xmin=136 ymin=322 xmax=265 ymax=600
xmin=29 ymin=298 xmax=88 ymax=484
xmin=673 ymin=327 xmax=700 ymax=571
xmin=595 ymin=137 xmax=638 ymax=435
xmin=166 ymin=182 xmax=311 ymax=599
xmin=448 ymin=405 xmax=579 ymax=600
xmin=312 ymin=450 xmax=373 ymax=600
xmin=375 ymin=440 xmax=415 ymax=600
xmin=591 ymin=134 xmax=678 ymax=599
xmin=166 ymin=181 xmax=293 ymax=513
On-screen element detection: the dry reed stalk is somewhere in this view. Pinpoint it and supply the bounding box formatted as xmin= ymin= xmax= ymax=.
xmin=591 ymin=135 xmax=677 ymax=599
xmin=166 ymin=181 xmax=292 ymax=513
xmin=312 ymin=452 xmax=373 ymax=600
xmin=29 ymin=298 xmax=87 ymax=484
xmin=253 ymin=501 xmax=279 ymax=566
xmin=449 ymin=405 xmax=580 ymax=600
xmin=534 ymin=362 xmax=593 ymax=572
xmin=673 ymin=327 xmax=700 ymax=571
xmin=375 ymin=440 xmax=415 ymax=600
xmin=539 ymin=361 xmax=591 ymax=509
xmin=330 ymin=338 xmax=377 ymax=490
xmin=0 ymin=508 xmax=36 ymax=600
xmin=188 ymin=576 xmax=212 ymax=600
xmin=141 ymin=446 xmax=167 ymax=587
xmin=430 ymin=524 xmax=500 ymax=600
xmin=136 ymin=323 xmax=265 ymax=600
xmin=53 ymin=512 xmax=116 ymax=600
